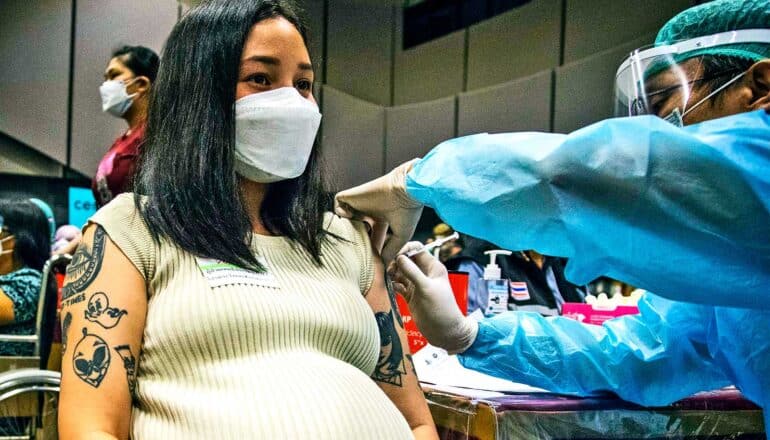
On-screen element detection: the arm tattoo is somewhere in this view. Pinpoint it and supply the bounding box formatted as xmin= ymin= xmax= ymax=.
xmin=385 ymin=274 xmax=404 ymax=328
xmin=61 ymin=312 xmax=72 ymax=354
xmin=73 ymin=328 xmax=111 ymax=388
xmin=114 ymin=345 xmax=137 ymax=397
xmin=372 ymin=311 xmax=406 ymax=387
xmin=62 ymin=292 xmax=86 ymax=308
xmin=406 ymin=354 xmax=417 ymax=377
xmin=62 ymin=226 xmax=106 ymax=300
xmin=85 ymin=292 xmax=127 ymax=329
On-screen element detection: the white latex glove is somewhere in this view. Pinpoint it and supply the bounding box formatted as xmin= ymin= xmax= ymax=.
xmin=388 ymin=242 xmax=478 ymax=354
xmin=335 ymin=159 xmax=424 ymax=262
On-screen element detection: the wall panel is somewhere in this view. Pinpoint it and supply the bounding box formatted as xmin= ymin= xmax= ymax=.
xmin=69 ymin=0 xmax=178 ymax=176
xmin=554 ymin=34 xmax=654 ymax=133
xmin=326 ymin=0 xmax=394 ymax=106
xmin=0 ymin=0 xmax=71 ymax=164
xmin=467 ymin=0 xmax=561 ymax=90
xmin=459 ymin=69 xmax=553 ymax=136
xmin=0 ymin=133 xmax=63 ymax=177
xmin=385 ymin=96 xmax=455 ymax=170
xmin=393 ymin=5 xmax=465 ymax=106
xmin=564 ymin=0 xmax=692 ymax=63
xmin=321 ymin=86 xmax=385 ymax=190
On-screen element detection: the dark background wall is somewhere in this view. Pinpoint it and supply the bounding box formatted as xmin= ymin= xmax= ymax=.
xmin=0 ymin=0 xmax=179 ymax=179
xmin=1 ymin=0 xmax=696 ymax=195
xmin=318 ymin=0 xmax=694 ymax=190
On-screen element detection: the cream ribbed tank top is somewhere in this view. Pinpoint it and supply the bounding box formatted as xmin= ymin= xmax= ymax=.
xmin=90 ymin=194 xmax=412 ymax=439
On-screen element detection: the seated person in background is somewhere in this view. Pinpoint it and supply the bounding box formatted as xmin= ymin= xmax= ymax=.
xmin=445 ymin=234 xmax=586 ymax=316
xmin=58 ymin=1 xmax=437 ymax=439
xmin=432 ymin=223 xmax=460 ymax=261
xmin=0 ymin=200 xmax=51 ymax=355
xmin=589 ymin=276 xmax=636 ymax=298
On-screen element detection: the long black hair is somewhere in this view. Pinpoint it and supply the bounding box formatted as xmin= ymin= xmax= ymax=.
xmin=0 ymin=200 xmax=50 ymax=272
xmin=135 ymin=0 xmax=329 ymax=271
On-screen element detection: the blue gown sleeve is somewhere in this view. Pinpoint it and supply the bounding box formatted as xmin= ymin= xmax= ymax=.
xmin=458 ymin=292 xmax=731 ymax=406
xmin=405 ymin=110 xmax=770 ymax=309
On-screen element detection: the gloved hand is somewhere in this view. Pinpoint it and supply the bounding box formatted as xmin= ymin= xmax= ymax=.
xmin=388 ymin=242 xmax=478 ymax=354
xmin=335 ymin=160 xmax=424 ymax=262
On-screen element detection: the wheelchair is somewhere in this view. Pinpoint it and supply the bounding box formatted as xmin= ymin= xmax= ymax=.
xmin=0 ymin=254 xmax=70 ymax=439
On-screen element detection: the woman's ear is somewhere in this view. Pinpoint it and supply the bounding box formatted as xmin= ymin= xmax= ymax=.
xmin=746 ymin=59 xmax=770 ymax=111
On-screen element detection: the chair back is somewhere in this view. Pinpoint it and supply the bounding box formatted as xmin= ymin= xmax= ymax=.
xmin=34 ymin=254 xmax=70 ymax=369
xmin=0 ymin=254 xmax=71 ymax=373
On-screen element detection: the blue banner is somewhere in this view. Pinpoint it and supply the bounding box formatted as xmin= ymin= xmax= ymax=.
xmin=68 ymin=187 xmax=97 ymax=228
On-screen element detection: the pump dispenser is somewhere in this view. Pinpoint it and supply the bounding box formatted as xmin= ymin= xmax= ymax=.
xmin=483 ymin=250 xmax=510 ymax=280
xmin=480 ymin=250 xmax=512 ymax=316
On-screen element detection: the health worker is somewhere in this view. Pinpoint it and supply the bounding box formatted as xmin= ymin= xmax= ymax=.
xmin=335 ymin=0 xmax=770 ymax=431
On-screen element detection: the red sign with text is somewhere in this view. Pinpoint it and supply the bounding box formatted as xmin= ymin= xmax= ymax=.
xmin=396 ymin=271 xmax=469 ymax=354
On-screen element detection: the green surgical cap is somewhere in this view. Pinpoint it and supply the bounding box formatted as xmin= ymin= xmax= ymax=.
xmin=655 ymin=0 xmax=770 ymax=62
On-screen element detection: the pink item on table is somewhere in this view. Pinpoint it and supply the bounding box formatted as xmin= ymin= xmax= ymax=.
xmin=561 ymin=302 xmax=639 ymax=326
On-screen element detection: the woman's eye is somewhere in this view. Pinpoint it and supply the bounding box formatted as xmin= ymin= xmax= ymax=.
xmin=296 ymin=80 xmax=312 ymax=92
xmin=248 ymin=74 xmax=270 ymax=86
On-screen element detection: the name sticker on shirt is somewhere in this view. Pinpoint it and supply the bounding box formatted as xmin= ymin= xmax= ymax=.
xmin=196 ymin=257 xmax=280 ymax=290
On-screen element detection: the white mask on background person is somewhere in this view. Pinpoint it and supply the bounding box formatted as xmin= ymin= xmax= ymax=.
xmin=0 ymin=235 xmax=14 ymax=249
xmin=99 ymin=78 xmax=137 ymax=117
xmin=234 ymin=87 xmax=322 ymax=183
xmin=0 ymin=235 xmax=15 ymax=275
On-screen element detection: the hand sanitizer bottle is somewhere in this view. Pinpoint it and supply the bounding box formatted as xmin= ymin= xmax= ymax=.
xmin=480 ymin=250 xmax=512 ymax=317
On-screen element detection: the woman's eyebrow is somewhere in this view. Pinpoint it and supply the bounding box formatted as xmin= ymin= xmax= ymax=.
xmin=242 ymin=55 xmax=313 ymax=72
xmin=243 ymin=55 xmax=281 ymax=66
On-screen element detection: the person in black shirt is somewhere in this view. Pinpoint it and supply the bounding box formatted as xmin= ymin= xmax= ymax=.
xmin=444 ymin=234 xmax=585 ymax=316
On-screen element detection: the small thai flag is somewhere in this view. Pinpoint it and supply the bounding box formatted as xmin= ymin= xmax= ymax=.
xmin=510 ymin=281 xmax=531 ymax=301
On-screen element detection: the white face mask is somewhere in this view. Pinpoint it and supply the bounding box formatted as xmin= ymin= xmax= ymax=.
xmin=0 ymin=235 xmax=14 ymax=274
xmin=99 ymin=78 xmax=137 ymax=117
xmin=0 ymin=235 xmax=13 ymax=251
xmin=234 ymin=87 xmax=322 ymax=183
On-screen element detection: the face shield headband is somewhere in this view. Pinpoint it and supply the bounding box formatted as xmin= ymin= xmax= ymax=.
xmin=614 ymin=29 xmax=770 ymax=124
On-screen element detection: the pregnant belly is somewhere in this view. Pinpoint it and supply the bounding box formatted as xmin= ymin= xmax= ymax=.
xmin=131 ymin=352 xmax=413 ymax=439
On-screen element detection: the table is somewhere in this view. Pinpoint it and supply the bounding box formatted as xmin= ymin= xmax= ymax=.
xmin=424 ymin=387 xmax=765 ymax=439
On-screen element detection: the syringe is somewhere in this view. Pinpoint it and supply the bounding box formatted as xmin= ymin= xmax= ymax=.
xmin=404 ymin=232 xmax=460 ymax=258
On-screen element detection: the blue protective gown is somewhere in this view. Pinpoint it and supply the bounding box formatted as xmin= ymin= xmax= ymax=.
xmin=405 ymin=110 xmax=770 ymax=429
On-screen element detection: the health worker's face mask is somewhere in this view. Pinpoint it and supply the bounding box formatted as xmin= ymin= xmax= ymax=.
xmin=99 ymin=78 xmax=138 ymax=117
xmin=234 ymin=87 xmax=322 ymax=183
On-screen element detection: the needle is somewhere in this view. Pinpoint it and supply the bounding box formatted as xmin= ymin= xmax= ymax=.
xmin=405 ymin=232 xmax=459 ymax=258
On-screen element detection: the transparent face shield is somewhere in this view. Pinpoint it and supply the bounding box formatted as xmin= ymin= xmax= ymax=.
xmin=614 ymin=29 xmax=770 ymax=125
